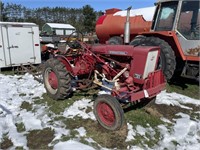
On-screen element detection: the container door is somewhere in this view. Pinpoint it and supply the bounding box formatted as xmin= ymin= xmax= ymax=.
xmin=0 ymin=27 xmax=5 ymax=68
xmin=7 ymin=27 xmax=35 ymax=65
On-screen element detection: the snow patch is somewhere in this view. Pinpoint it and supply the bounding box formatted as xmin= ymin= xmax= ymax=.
xmin=63 ymin=99 xmax=95 ymax=120
xmin=157 ymin=113 xmax=200 ymax=149
xmin=20 ymin=111 xmax=43 ymax=131
xmin=53 ymin=140 xmax=95 ymax=150
xmin=156 ymin=90 xmax=200 ymax=109
xmin=126 ymin=123 xmax=136 ymax=141
xmin=75 ymin=127 xmax=86 ymax=137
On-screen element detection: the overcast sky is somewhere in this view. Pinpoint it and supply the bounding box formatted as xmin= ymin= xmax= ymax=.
xmin=2 ymin=0 xmax=155 ymax=11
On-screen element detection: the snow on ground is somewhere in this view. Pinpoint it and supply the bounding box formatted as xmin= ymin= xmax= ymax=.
xmin=0 ymin=73 xmax=200 ymax=149
xmin=0 ymin=73 xmax=94 ymax=149
xmin=54 ymin=140 xmax=95 ymax=150
xmin=63 ymin=98 xmax=95 ymax=120
xmin=156 ymin=90 xmax=200 ymax=109
xmin=157 ymin=113 xmax=200 ymax=150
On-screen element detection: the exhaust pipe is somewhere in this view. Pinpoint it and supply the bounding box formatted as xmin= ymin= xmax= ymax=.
xmin=124 ymin=6 xmax=132 ymax=44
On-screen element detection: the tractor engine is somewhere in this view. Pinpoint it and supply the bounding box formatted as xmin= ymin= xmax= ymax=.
xmin=73 ymin=53 xmax=95 ymax=75
xmin=90 ymin=44 xmax=165 ymax=102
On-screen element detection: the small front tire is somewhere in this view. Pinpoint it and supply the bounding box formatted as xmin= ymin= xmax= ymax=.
xmin=94 ymin=94 xmax=125 ymax=130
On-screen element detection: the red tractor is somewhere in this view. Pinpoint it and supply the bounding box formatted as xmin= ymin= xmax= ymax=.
xmin=43 ymin=40 xmax=166 ymax=130
xmin=96 ymin=0 xmax=200 ymax=81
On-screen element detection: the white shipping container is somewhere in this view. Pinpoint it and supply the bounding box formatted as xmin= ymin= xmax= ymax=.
xmin=0 ymin=22 xmax=41 ymax=68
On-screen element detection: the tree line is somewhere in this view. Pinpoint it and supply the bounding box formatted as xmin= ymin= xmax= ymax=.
xmin=0 ymin=2 xmax=103 ymax=33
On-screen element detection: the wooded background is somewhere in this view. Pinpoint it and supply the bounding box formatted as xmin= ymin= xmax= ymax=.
xmin=0 ymin=2 xmax=104 ymax=33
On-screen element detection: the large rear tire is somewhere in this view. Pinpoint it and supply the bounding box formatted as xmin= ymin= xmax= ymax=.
xmin=108 ymin=36 xmax=123 ymax=45
xmin=94 ymin=94 xmax=125 ymax=130
xmin=129 ymin=35 xmax=146 ymax=46
xmin=130 ymin=36 xmax=176 ymax=80
xmin=43 ymin=58 xmax=72 ymax=100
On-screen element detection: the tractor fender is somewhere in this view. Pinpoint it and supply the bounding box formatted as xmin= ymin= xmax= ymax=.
xmin=136 ymin=31 xmax=185 ymax=60
xmin=54 ymin=55 xmax=75 ymax=76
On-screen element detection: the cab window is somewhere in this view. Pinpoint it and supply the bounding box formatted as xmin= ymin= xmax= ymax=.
xmin=177 ymin=1 xmax=200 ymax=40
xmin=155 ymin=1 xmax=178 ymax=31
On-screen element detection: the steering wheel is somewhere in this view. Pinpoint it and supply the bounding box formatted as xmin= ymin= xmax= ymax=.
xmin=66 ymin=30 xmax=83 ymax=49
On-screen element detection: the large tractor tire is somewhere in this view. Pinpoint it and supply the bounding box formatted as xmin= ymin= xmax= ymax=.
xmin=93 ymin=94 xmax=125 ymax=130
xmin=130 ymin=36 xmax=176 ymax=80
xmin=108 ymin=36 xmax=123 ymax=45
xmin=43 ymin=58 xmax=72 ymax=100
xmin=129 ymin=35 xmax=146 ymax=46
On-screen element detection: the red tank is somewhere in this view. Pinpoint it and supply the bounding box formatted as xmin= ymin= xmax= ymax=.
xmin=96 ymin=7 xmax=155 ymax=43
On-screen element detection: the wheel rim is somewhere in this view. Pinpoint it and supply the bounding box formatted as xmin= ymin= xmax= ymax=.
xmin=44 ymin=68 xmax=58 ymax=94
xmin=97 ymin=102 xmax=115 ymax=126
xmin=48 ymin=71 xmax=58 ymax=89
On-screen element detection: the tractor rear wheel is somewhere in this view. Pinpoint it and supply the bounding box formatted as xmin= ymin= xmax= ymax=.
xmin=129 ymin=35 xmax=146 ymax=46
xmin=130 ymin=36 xmax=176 ymax=80
xmin=94 ymin=94 xmax=125 ymax=130
xmin=108 ymin=36 xmax=123 ymax=45
xmin=43 ymin=58 xmax=72 ymax=100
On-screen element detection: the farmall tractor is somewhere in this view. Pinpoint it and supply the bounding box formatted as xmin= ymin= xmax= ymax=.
xmin=96 ymin=0 xmax=200 ymax=81
xmin=43 ymin=39 xmax=166 ymax=130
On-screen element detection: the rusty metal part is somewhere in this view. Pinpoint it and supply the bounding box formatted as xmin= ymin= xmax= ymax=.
xmin=15 ymin=63 xmax=44 ymax=83
xmin=75 ymin=78 xmax=98 ymax=91
xmin=187 ymin=46 xmax=200 ymax=56
xmin=100 ymin=55 xmax=129 ymax=68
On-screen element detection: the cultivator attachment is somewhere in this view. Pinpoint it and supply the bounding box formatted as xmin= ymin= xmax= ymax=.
xmin=15 ymin=63 xmax=44 ymax=83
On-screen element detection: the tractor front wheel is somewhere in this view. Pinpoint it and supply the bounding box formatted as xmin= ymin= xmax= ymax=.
xmin=43 ymin=58 xmax=72 ymax=100
xmin=94 ymin=94 xmax=125 ymax=130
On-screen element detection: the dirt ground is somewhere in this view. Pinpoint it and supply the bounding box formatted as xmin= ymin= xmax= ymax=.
xmin=144 ymin=99 xmax=200 ymax=121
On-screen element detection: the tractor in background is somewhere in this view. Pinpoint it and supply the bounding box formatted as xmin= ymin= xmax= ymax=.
xmin=96 ymin=0 xmax=200 ymax=81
